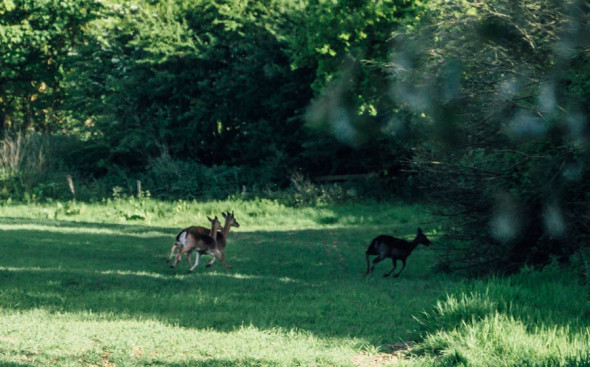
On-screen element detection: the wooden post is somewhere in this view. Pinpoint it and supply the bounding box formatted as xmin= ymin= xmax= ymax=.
xmin=66 ymin=175 xmax=75 ymax=201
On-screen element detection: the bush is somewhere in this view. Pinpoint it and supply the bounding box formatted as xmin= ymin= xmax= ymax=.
xmin=140 ymin=151 xmax=243 ymax=200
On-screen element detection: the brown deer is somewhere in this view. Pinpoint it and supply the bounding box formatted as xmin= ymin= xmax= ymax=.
xmin=203 ymin=211 xmax=239 ymax=268
xmin=166 ymin=211 xmax=239 ymax=269
xmin=169 ymin=216 xmax=225 ymax=273
xmin=365 ymin=228 xmax=431 ymax=278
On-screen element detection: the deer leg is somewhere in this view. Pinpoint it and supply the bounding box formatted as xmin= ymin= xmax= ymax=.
xmin=170 ymin=230 xmax=189 ymax=264
xmin=205 ymin=256 xmax=216 ymax=267
xmin=170 ymin=251 xmax=182 ymax=268
xmin=207 ymin=246 xmax=227 ymax=268
xmin=383 ymin=258 xmax=397 ymax=277
xmin=365 ymin=253 xmax=372 ymax=275
xmin=393 ymin=259 xmax=406 ymax=277
xmin=188 ymin=252 xmax=201 ymax=273
xmin=369 ymin=255 xmax=386 ymax=275
xmin=212 ymin=249 xmax=231 ymax=269
xmin=220 ymin=251 xmax=232 ymax=269
xmin=166 ymin=243 xmax=178 ymax=263
xmin=186 ymin=250 xmax=193 ymax=267
xmin=220 ymin=254 xmax=232 ymax=270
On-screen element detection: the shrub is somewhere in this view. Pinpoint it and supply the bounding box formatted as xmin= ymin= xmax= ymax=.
xmin=140 ymin=151 xmax=243 ymax=200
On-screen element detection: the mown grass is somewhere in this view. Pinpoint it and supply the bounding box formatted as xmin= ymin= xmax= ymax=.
xmin=0 ymin=198 xmax=588 ymax=366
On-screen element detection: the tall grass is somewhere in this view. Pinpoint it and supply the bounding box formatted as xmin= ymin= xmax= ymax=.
xmin=406 ymin=266 xmax=590 ymax=366
xmin=0 ymin=133 xmax=48 ymax=192
xmin=0 ymin=133 xmax=85 ymax=202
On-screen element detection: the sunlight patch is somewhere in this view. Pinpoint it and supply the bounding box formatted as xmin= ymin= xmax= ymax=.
xmin=0 ymin=267 xmax=169 ymax=281
xmin=0 ymin=223 xmax=169 ymax=238
xmin=197 ymin=272 xmax=300 ymax=284
xmin=99 ymin=270 xmax=167 ymax=279
xmin=0 ymin=309 xmax=360 ymax=366
xmin=0 ymin=266 xmax=60 ymax=273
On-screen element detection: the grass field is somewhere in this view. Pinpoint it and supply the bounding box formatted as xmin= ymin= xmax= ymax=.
xmin=1 ymin=199 xmax=589 ymax=366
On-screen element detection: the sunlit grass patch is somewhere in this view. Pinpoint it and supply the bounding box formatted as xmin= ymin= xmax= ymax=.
xmin=98 ymin=269 xmax=170 ymax=279
xmin=0 ymin=309 xmax=363 ymax=367
xmin=0 ymin=197 xmax=431 ymax=231
xmin=0 ymin=221 xmax=170 ymax=238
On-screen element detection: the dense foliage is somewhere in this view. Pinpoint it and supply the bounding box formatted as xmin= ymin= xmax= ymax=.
xmin=0 ymin=0 xmax=100 ymax=132
xmin=2 ymin=0 xmax=420 ymax=190
xmin=385 ymin=0 xmax=590 ymax=275
xmin=1 ymin=0 xmax=589 ymax=275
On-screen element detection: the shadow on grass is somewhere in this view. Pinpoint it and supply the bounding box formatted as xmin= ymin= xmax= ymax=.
xmin=0 ymin=217 xmax=441 ymax=345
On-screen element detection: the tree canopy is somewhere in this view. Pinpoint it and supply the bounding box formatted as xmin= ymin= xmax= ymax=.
xmin=1 ymin=0 xmax=588 ymax=274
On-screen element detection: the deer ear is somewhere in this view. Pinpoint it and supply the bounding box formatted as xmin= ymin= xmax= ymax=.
xmin=207 ymin=216 xmax=213 ymax=221
xmin=222 ymin=212 xmax=227 ymax=218
xmin=417 ymin=228 xmax=423 ymax=234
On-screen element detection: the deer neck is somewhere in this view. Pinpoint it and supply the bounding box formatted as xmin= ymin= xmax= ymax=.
xmin=209 ymin=226 xmax=218 ymax=241
xmin=408 ymin=238 xmax=421 ymax=251
xmin=221 ymin=220 xmax=232 ymax=238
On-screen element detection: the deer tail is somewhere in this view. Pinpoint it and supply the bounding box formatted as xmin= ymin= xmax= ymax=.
xmin=366 ymin=238 xmax=378 ymax=255
xmin=175 ymin=231 xmax=188 ymax=249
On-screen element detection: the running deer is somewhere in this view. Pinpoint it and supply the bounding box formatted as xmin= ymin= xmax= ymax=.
xmin=166 ymin=211 xmax=238 ymax=269
xmin=365 ymin=228 xmax=431 ymax=278
xmin=169 ymin=216 xmax=225 ymax=273
xmin=203 ymin=211 xmax=239 ymax=268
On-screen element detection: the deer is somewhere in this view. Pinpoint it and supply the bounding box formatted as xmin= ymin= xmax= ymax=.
xmin=202 ymin=211 xmax=239 ymax=268
xmin=365 ymin=228 xmax=431 ymax=278
xmin=169 ymin=216 xmax=225 ymax=273
xmin=166 ymin=211 xmax=239 ymax=269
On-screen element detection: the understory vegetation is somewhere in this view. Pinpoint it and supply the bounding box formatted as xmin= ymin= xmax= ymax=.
xmin=1 ymin=199 xmax=589 ymax=366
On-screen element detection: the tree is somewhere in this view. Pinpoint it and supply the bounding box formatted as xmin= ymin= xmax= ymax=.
xmin=291 ymin=0 xmax=425 ymax=179
xmin=0 ymin=0 xmax=100 ymax=133
xmin=65 ymin=0 xmax=315 ymax=186
xmin=381 ymin=0 xmax=590 ymax=274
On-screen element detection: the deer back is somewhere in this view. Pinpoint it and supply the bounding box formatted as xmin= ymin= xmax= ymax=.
xmin=186 ymin=226 xmax=226 ymax=244
xmin=373 ymin=235 xmax=415 ymax=257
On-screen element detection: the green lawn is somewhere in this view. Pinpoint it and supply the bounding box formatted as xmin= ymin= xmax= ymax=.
xmin=0 ymin=199 xmax=588 ymax=366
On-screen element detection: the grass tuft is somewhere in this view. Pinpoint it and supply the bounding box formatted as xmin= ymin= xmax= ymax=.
xmin=409 ymin=267 xmax=590 ymax=367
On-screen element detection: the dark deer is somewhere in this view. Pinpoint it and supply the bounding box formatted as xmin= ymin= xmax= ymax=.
xmin=365 ymin=228 xmax=431 ymax=278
